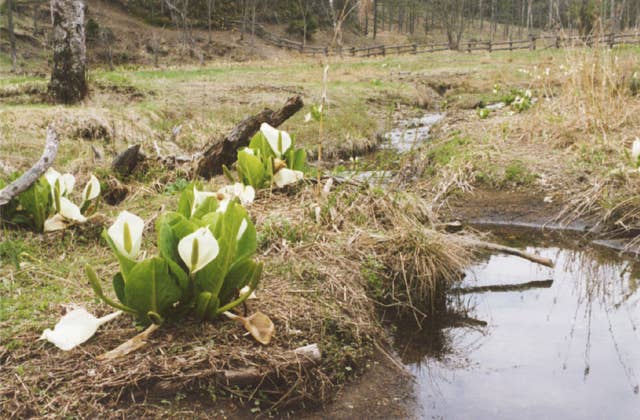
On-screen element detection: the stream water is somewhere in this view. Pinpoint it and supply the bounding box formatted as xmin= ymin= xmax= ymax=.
xmin=394 ymin=228 xmax=640 ymax=419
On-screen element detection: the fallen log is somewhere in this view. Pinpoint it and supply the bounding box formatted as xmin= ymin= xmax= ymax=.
xmin=195 ymin=95 xmax=304 ymax=179
xmin=465 ymin=238 xmax=555 ymax=268
xmin=0 ymin=125 xmax=59 ymax=206
xmin=451 ymin=279 xmax=554 ymax=294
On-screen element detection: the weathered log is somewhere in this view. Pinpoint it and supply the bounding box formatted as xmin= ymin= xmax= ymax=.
xmin=465 ymin=238 xmax=555 ymax=268
xmin=0 ymin=125 xmax=59 ymax=206
xmin=111 ymin=144 xmax=143 ymax=177
xmin=195 ymin=95 xmax=304 ymax=179
xmin=451 ymin=279 xmax=554 ymax=294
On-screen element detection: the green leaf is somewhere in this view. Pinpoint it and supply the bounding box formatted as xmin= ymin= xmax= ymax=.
xmin=113 ymin=272 xmax=126 ymax=304
xmin=124 ymin=257 xmax=182 ymax=324
xmin=249 ymin=133 xmax=276 ymax=159
xmin=195 ymin=292 xmax=219 ymax=321
xmin=192 ymin=196 xmax=219 ymax=220
xmin=176 ymin=182 xmax=196 ymax=219
xmin=216 ymin=262 xmax=262 ymax=315
xmin=236 ymin=217 xmax=257 ymax=261
xmin=285 ymin=148 xmax=307 ymax=172
xmin=222 ymin=165 xmax=236 ymax=183
xmin=218 ymin=258 xmax=257 ymax=304
xmin=17 ymin=176 xmax=51 ymax=232
xmin=237 ymin=150 xmax=267 ymax=189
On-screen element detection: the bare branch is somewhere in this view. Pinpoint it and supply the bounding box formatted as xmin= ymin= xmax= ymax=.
xmin=0 ymin=125 xmax=59 ymax=206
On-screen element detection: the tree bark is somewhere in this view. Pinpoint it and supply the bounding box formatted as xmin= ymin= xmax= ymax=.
xmin=48 ymin=0 xmax=88 ymax=104
xmin=195 ymin=95 xmax=304 ymax=179
xmin=7 ymin=0 xmax=18 ymax=72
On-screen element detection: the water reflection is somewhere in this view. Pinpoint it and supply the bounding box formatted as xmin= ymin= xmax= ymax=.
xmin=395 ymin=230 xmax=640 ymax=419
xmin=384 ymin=113 xmax=444 ymax=153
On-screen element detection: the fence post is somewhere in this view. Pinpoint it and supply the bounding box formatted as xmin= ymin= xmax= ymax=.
xmin=509 ymin=40 xmax=513 ymax=51
xmin=488 ymin=41 xmax=492 ymax=53
xmin=324 ymin=47 xmax=328 ymax=57
xmin=467 ymin=42 xmax=471 ymax=53
xmin=529 ymin=34 xmax=536 ymax=51
xmin=555 ymin=35 xmax=560 ymax=48
xmin=381 ymin=45 xmax=385 ymax=56
xmin=350 ymin=47 xmax=355 ymax=56
xmin=412 ymin=44 xmax=417 ymax=54
xmin=609 ymin=33 xmax=615 ymax=48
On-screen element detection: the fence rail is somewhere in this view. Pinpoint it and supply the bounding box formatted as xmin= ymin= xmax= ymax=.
xmin=247 ymin=23 xmax=640 ymax=58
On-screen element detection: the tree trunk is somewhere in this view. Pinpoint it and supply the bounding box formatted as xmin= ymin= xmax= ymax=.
xmin=373 ymin=0 xmax=378 ymax=39
xmin=7 ymin=0 xmax=18 ymax=72
xmin=48 ymin=0 xmax=88 ymax=104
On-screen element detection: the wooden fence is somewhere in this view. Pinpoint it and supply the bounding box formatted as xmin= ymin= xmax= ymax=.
xmin=249 ymin=23 xmax=640 ymax=58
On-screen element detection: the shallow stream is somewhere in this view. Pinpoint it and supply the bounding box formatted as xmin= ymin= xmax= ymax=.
xmin=394 ymin=228 xmax=640 ymax=419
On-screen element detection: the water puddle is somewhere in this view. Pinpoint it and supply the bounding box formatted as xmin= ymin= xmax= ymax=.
xmin=383 ymin=113 xmax=444 ymax=153
xmin=394 ymin=229 xmax=640 ymax=419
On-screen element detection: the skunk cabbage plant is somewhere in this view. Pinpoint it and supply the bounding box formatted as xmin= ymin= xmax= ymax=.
xmin=228 ymin=123 xmax=306 ymax=190
xmin=0 ymin=169 xmax=101 ymax=232
xmin=87 ymin=183 xmax=262 ymax=326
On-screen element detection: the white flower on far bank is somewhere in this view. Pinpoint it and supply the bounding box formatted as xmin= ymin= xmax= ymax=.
xmin=45 ymin=169 xmax=76 ymax=208
xmin=82 ymin=174 xmax=101 ymax=203
xmin=39 ymin=307 xmax=121 ymax=351
xmin=218 ymin=183 xmax=255 ymax=206
xmin=632 ymin=138 xmax=640 ymax=163
xmin=260 ymin=123 xmax=292 ymax=157
xmin=107 ymin=211 xmax=144 ymax=260
xmin=178 ymin=227 xmax=219 ymax=274
xmin=191 ymin=186 xmax=217 ymax=216
xmin=273 ymin=168 xmax=304 ymax=188
xmin=59 ymin=197 xmax=86 ymax=223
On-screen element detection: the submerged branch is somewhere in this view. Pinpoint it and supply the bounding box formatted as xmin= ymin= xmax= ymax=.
xmin=451 ymin=279 xmax=554 ymax=294
xmin=465 ymin=238 xmax=555 ymax=268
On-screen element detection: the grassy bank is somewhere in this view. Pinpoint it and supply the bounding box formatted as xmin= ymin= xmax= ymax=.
xmin=2 ymin=44 xmax=640 ymax=415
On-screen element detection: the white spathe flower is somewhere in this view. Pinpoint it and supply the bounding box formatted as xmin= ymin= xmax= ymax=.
xmin=237 ymin=218 xmax=248 ymax=240
xmin=273 ymin=168 xmax=304 ymax=188
xmin=59 ymin=197 xmax=87 ymax=223
xmin=260 ymin=122 xmax=292 ymax=157
xmin=82 ymin=174 xmax=101 ymax=202
xmin=218 ymin=183 xmax=255 ymax=206
xmin=107 ymin=211 xmax=144 ymax=260
xmin=192 ymin=186 xmax=217 ymax=216
xmin=216 ymin=198 xmax=231 ymax=213
xmin=43 ymin=213 xmax=68 ymax=232
xmin=178 ymin=227 xmax=219 ymax=274
xmin=632 ymin=138 xmax=640 ymax=162
xmin=239 ymin=285 xmax=257 ymax=300
xmin=39 ymin=307 xmax=121 ymax=351
xmin=45 ymin=168 xmax=75 ymax=195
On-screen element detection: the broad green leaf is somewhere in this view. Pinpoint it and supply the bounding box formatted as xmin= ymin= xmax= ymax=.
xmin=285 ymin=148 xmax=307 ymax=172
xmin=176 ymin=183 xmax=196 ymax=219
xmin=218 ymin=258 xmax=257 ymax=304
xmin=192 ymin=196 xmax=219 ymax=220
xmin=113 ymin=272 xmax=126 ymax=304
xmin=17 ymin=177 xmax=51 ymax=232
xmin=237 ymin=150 xmax=267 ymax=189
xmin=236 ymin=217 xmax=257 ymax=261
xmin=124 ymin=257 xmax=182 ymax=324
